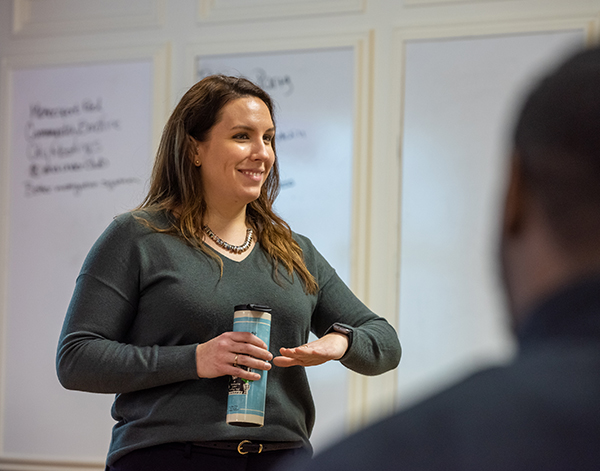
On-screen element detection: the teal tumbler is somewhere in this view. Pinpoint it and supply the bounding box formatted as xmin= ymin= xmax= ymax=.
xmin=227 ymin=304 xmax=272 ymax=427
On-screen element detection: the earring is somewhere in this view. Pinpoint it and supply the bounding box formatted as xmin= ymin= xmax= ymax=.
xmin=195 ymin=160 xmax=200 ymax=166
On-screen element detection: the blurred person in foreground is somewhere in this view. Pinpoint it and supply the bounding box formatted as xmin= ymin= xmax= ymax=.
xmin=286 ymin=45 xmax=600 ymax=471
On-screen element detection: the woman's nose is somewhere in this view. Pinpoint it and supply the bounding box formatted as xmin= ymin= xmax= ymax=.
xmin=251 ymin=139 xmax=271 ymax=160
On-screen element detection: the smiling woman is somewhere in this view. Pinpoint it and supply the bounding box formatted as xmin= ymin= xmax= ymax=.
xmin=194 ymin=96 xmax=276 ymax=243
xmin=55 ymin=75 xmax=401 ymax=471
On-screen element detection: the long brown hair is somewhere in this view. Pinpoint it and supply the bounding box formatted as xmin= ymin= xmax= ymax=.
xmin=138 ymin=74 xmax=318 ymax=294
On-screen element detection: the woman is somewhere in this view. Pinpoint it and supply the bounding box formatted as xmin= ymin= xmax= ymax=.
xmin=56 ymin=75 xmax=401 ymax=471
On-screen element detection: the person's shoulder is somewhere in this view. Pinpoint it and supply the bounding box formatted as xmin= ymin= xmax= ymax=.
xmin=111 ymin=209 xmax=170 ymax=233
xmin=92 ymin=210 xmax=169 ymax=249
xmin=84 ymin=210 xmax=175 ymax=267
xmin=294 ymin=354 xmax=600 ymax=471
xmin=291 ymin=232 xmax=328 ymax=267
xmin=291 ymin=231 xmax=315 ymax=251
xmin=403 ymin=363 xmax=521 ymax=415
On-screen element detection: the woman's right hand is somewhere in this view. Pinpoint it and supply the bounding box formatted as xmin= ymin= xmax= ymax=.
xmin=195 ymin=331 xmax=272 ymax=381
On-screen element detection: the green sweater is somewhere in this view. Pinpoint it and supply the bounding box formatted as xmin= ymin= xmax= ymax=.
xmin=56 ymin=211 xmax=401 ymax=465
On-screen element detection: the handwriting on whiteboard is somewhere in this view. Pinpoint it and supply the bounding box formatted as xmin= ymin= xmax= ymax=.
xmin=22 ymin=97 xmax=140 ymax=197
xmin=196 ymin=64 xmax=294 ymax=97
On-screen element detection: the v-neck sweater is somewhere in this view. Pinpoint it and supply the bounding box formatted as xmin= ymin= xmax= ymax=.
xmin=56 ymin=210 xmax=401 ymax=466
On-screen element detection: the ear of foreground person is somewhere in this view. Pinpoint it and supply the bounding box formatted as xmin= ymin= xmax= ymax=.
xmin=280 ymin=44 xmax=600 ymax=471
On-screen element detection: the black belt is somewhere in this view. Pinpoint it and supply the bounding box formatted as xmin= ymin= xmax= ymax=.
xmin=190 ymin=439 xmax=304 ymax=455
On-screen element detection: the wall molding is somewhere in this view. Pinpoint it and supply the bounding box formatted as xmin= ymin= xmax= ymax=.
xmin=405 ymin=0 xmax=512 ymax=5
xmin=387 ymin=14 xmax=598 ymax=411
xmin=393 ymin=16 xmax=599 ymax=42
xmin=0 ymin=456 xmax=103 ymax=471
xmin=197 ymin=0 xmax=366 ymax=23
xmin=12 ymin=0 xmax=166 ymax=36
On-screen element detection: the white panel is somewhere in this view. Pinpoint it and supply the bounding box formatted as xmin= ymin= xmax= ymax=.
xmin=12 ymin=0 xmax=165 ymax=35
xmin=4 ymin=60 xmax=152 ymax=458
xmin=0 ymin=44 xmax=169 ymax=464
xmin=398 ymin=30 xmax=585 ymax=407
xmin=196 ymin=47 xmax=356 ymax=452
xmin=198 ymin=0 xmax=365 ymax=23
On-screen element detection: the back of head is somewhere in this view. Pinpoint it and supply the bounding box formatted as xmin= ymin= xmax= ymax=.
xmin=514 ymin=46 xmax=600 ymax=257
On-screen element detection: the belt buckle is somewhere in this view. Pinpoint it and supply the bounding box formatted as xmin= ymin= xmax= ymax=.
xmin=237 ymin=439 xmax=263 ymax=454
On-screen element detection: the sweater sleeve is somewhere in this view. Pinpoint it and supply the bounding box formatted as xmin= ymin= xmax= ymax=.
xmin=297 ymin=235 xmax=402 ymax=376
xmin=56 ymin=214 xmax=199 ymax=394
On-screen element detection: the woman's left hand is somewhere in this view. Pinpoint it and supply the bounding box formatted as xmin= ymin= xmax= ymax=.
xmin=272 ymin=332 xmax=349 ymax=367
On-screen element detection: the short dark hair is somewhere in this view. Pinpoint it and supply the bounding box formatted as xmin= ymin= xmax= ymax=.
xmin=514 ymin=45 xmax=600 ymax=253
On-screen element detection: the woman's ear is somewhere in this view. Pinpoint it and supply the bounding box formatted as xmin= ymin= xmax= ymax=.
xmin=190 ymin=138 xmax=203 ymax=167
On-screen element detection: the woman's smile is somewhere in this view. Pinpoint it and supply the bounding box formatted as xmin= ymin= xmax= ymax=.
xmin=238 ymin=168 xmax=265 ymax=181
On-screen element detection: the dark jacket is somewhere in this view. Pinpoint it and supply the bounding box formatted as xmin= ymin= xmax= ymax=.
xmin=291 ymin=273 xmax=600 ymax=471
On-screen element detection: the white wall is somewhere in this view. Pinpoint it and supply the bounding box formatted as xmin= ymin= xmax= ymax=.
xmin=1 ymin=0 xmax=599 ymax=469
xmin=397 ymin=30 xmax=585 ymax=407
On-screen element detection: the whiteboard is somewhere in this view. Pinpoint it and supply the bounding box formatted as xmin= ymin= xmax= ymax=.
xmin=398 ymin=30 xmax=585 ymax=407
xmin=3 ymin=60 xmax=153 ymax=459
xmin=196 ymin=47 xmax=355 ymax=451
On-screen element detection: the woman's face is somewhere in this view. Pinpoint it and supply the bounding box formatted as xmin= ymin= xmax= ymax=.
xmin=196 ymin=96 xmax=275 ymax=210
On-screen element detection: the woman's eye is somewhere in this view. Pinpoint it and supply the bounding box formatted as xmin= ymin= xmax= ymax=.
xmin=233 ymin=133 xmax=249 ymax=139
xmin=263 ymin=135 xmax=274 ymax=143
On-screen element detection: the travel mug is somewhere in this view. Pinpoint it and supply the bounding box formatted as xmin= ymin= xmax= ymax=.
xmin=226 ymin=303 xmax=272 ymax=427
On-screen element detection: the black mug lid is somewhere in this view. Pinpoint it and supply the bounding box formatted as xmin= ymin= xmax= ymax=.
xmin=234 ymin=303 xmax=272 ymax=313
